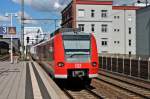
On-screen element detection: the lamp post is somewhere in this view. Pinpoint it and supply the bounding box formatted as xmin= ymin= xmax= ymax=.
xmin=146 ymin=0 xmax=148 ymax=6
xmin=5 ymin=13 xmax=18 ymax=64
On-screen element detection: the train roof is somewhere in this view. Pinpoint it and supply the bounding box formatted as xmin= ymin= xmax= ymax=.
xmin=33 ymin=28 xmax=92 ymax=47
xmin=50 ymin=28 xmax=91 ymax=38
xmin=62 ymin=31 xmax=91 ymax=36
xmin=32 ymin=38 xmax=50 ymax=48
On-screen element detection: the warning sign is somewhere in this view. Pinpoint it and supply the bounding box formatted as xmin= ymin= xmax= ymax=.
xmin=8 ymin=27 xmax=16 ymax=35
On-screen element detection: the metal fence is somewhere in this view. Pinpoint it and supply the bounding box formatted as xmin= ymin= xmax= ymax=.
xmin=99 ymin=55 xmax=150 ymax=81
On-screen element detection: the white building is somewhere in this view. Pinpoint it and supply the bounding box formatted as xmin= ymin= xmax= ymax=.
xmin=24 ymin=27 xmax=44 ymax=46
xmin=24 ymin=27 xmax=44 ymax=54
xmin=61 ymin=0 xmax=142 ymax=55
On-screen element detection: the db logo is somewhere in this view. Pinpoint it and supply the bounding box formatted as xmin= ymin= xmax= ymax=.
xmin=75 ymin=64 xmax=81 ymax=68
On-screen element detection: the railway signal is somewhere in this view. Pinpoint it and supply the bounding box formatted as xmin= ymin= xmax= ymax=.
xmin=27 ymin=37 xmax=30 ymax=44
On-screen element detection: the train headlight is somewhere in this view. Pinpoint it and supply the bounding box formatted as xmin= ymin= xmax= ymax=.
xmin=57 ymin=62 xmax=65 ymax=67
xmin=92 ymin=62 xmax=97 ymax=67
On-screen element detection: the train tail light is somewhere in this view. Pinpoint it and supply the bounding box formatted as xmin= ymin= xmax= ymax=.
xmin=57 ymin=62 xmax=65 ymax=67
xmin=92 ymin=62 xmax=97 ymax=67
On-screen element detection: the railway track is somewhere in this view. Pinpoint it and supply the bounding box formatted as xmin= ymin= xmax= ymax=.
xmin=33 ymin=60 xmax=104 ymax=99
xmin=96 ymin=70 xmax=150 ymax=99
xmin=99 ymin=69 xmax=150 ymax=90
xmin=31 ymin=56 xmax=150 ymax=99
xmin=62 ymin=86 xmax=104 ymax=99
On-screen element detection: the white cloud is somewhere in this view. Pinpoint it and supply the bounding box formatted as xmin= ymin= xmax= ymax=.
xmin=0 ymin=15 xmax=9 ymax=22
xmin=31 ymin=0 xmax=68 ymax=12
xmin=17 ymin=11 xmax=38 ymax=24
xmin=12 ymin=0 xmax=69 ymax=12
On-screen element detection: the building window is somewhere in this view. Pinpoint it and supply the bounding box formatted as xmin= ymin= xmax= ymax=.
xmin=129 ymin=51 xmax=131 ymax=55
xmin=129 ymin=27 xmax=131 ymax=34
xmin=114 ymin=41 xmax=120 ymax=44
xmin=114 ymin=29 xmax=120 ymax=32
xmin=101 ymin=10 xmax=107 ymax=18
xmin=101 ymin=24 xmax=108 ymax=33
xmin=78 ymin=9 xmax=85 ymax=17
xmin=91 ymin=10 xmax=95 ymax=17
xmin=78 ymin=24 xmax=84 ymax=31
xmin=101 ymin=41 xmax=108 ymax=46
xmin=91 ymin=24 xmax=95 ymax=32
xmin=128 ymin=15 xmax=132 ymax=22
xmin=114 ymin=16 xmax=120 ymax=19
xmin=101 ymin=38 xmax=108 ymax=46
xmin=129 ymin=40 xmax=131 ymax=46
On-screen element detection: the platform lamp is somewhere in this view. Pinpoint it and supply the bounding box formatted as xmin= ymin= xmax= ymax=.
xmin=5 ymin=13 xmax=18 ymax=64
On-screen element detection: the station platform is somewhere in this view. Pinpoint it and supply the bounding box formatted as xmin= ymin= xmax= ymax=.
xmin=0 ymin=61 xmax=68 ymax=99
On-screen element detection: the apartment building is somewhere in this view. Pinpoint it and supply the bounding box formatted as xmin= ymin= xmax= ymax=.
xmin=61 ymin=0 xmax=141 ymax=55
xmin=111 ymin=6 xmax=140 ymax=55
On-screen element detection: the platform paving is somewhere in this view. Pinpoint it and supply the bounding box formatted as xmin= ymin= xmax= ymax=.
xmin=0 ymin=62 xmax=26 ymax=99
xmin=0 ymin=61 xmax=68 ymax=99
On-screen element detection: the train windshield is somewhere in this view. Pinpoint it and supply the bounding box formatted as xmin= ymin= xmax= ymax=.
xmin=63 ymin=35 xmax=91 ymax=62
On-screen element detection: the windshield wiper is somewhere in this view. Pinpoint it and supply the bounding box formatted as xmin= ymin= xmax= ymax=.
xmin=69 ymin=53 xmax=89 ymax=58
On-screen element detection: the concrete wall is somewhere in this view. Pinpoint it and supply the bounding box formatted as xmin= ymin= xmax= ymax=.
xmin=136 ymin=6 xmax=150 ymax=56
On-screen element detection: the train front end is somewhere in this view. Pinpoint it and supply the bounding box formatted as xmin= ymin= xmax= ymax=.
xmin=54 ymin=32 xmax=99 ymax=82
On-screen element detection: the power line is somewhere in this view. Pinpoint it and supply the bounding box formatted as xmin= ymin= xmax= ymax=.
xmin=23 ymin=18 xmax=61 ymax=20
xmin=65 ymin=0 xmax=71 ymax=4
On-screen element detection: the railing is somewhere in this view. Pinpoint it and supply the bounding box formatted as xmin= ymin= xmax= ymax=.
xmin=99 ymin=54 xmax=150 ymax=81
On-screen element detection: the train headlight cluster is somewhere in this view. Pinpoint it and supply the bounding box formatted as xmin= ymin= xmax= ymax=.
xmin=92 ymin=62 xmax=97 ymax=67
xmin=57 ymin=62 xmax=65 ymax=67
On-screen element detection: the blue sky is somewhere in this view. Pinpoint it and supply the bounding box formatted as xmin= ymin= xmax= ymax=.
xmin=0 ymin=0 xmax=68 ymax=36
xmin=0 ymin=0 xmax=149 ymax=37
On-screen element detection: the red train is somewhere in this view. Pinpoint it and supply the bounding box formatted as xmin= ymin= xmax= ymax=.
xmin=31 ymin=29 xmax=99 ymax=84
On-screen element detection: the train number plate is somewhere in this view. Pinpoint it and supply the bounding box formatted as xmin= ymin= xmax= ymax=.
xmin=75 ymin=64 xmax=82 ymax=68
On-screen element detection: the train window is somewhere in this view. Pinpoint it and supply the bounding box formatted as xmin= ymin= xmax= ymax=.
xmin=63 ymin=35 xmax=90 ymax=40
xmin=64 ymin=41 xmax=90 ymax=51
xmin=48 ymin=40 xmax=54 ymax=61
xmin=63 ymin=35 xmax=91 ymax=62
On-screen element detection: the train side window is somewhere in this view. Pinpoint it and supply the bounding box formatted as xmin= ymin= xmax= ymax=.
xmin=52 ymin=40 xmax=54 ymax=60
xmin=48 ymin=41 xmax=53 ymax=61
xmin=48 ymin=40 xmax=54 ymax=61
